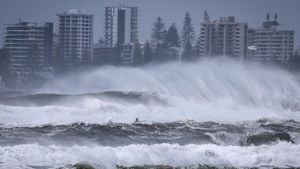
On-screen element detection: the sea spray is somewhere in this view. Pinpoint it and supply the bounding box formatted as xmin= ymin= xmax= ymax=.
xmin=1 ymin=58 xmax=300 ymax=126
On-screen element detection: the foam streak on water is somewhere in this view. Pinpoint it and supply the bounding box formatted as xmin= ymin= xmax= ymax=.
xmin=1 ymin=142 xmax=300 ymax=169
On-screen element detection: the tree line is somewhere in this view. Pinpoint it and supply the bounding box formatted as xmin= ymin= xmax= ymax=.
xmin=134 ymin=12 xmax=202 ymax=65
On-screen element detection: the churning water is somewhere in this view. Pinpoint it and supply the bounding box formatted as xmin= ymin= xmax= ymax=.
xmin=1 ymin=58 xmax=300 ymax=169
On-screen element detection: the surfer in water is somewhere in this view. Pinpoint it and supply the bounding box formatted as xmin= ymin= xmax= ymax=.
xmin=135 ymin=118 xmax=139 ymax=123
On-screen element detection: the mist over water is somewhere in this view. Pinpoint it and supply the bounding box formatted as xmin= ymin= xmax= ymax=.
xmin=2 ymin=57 xmax=300 ymax=126
xmin=1 ymin=57 xmax=300 ymax=168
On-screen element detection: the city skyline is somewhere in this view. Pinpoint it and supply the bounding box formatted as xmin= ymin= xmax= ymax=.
xmin=0 ymin=0 xmax=300 ymax=47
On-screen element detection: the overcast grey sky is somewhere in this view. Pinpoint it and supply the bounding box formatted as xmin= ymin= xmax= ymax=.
xmin=0 ymin=0 xmax=300 ymax=47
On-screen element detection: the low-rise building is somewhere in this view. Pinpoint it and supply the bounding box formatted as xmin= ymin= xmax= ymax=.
xmin=247 ymin=14 xmax=294 ymax=64
xmin=93 ymin=44 xmax=118 ymax=65
xmin=120 ymin=43 xmax=134 ymax=66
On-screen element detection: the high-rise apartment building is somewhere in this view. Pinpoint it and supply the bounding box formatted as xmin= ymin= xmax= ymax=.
xmin=3 ymin=20 xmax=53 ymax=74
xmin=57 ymin=9 xmax=93 ymax=71
xmin=247 ymin=14 xmax=294 ymax=64
xmin=104 ymin=6 xmax=138 ymax=47
xmin=199 ymin=12 xmax=248 ymax=60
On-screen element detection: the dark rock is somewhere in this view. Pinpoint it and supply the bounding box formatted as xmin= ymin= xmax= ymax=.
xmin=116 ymin=164 xmax=240 ymax=169
xmin=274 ymin=132 xmax=294 ymax=143
xmin=247 ymin=132 xmax=294 ymax=145
xmin=73 ymin=162 xmax=95 ymax=169
xmin=116 ymin=165 xmax=174 ymax=169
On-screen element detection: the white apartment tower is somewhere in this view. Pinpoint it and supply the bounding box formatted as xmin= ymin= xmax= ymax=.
xmin=104 ymin=6 xmax=138 ymax=47
xmin=247 ymin=14 xmax=294 ymax=64
xmin=57 ymin=9 xmax=93 ymax=70
xmin=199 ymin=12 xmax=248 ymax=60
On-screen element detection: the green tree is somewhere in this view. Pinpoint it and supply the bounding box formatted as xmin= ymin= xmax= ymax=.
xmin=182 ymin=42 xmax=193 ymax=61
xmin=151 ymin=17 xmax=167 ymax=44
xmin=143 ymin=41 xmax=153 ymax=64
xmin=154 ymin=42 xmax=166 ymax=61
xmin=151 ymin=17 xmax=169 ymax=61
xmin=193 ymin=35 xmax=201 ymax=58
xmin=181 ymin=12 xmax=195 ymax=60
xmin=166 ymin=23 xmax=180 ymax=47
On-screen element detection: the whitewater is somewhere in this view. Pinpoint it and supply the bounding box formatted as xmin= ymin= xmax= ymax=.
xmin=1 ymin=57 xmax=300 ymax=168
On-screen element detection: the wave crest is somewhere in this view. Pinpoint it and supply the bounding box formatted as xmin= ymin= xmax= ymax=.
xmin=1 ymin=142 xmax=300 ymax=169
xmin=1 ymin=58 xmax=300 ymax=126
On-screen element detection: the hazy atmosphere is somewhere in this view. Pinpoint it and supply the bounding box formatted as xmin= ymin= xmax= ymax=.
xmin=0 ymin=0 xmax=300 ymax=46
xmin=1 ymin=0 xmax=300 ymax=169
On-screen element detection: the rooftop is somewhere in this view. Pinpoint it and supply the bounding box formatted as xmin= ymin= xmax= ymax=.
xmin=57 ymin=9 xmax=93 ymax=16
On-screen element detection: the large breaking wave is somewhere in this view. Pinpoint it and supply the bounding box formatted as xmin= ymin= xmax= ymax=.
xmin=1 ymin=58 xmax=300 ymax=126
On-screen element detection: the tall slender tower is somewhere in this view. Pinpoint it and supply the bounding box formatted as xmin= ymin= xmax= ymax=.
xmin=104 ymin=5 xmax=138 ymax=47
xmin=57 ymin=9 xmax=93 ymax=71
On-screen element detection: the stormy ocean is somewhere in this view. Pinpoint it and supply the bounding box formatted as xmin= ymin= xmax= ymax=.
xmin=1 ymin=58 xmax=300 ymax=169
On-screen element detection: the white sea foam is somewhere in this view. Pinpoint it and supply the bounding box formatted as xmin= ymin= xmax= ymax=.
xmin=1 ymin=58 xmax=300 ymax=126
xmin=0 ymin=99 xmax=299 ymax=127
xmin=0 ymin=142 xmax=299 ymax=169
